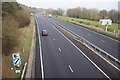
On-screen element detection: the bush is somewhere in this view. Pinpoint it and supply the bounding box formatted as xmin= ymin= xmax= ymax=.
xmin=107 ymin=28 xmax=113 ymax=32
xmin=2 ymin=2 xmax=31 ymax=55
xmin=79 ymin=21 xmax=83 ymax=23
xmin=16 ymin=10 xmax=30 ymax=28
xmin=2 ymin=16 xmax=19 ymax=55
xmin=71 ymin=19 xmax=74 ymax=21
xmin=86 ymin=23 xmax=90 ymax=25
xmin=2 ymin=2 xmax=20 ymax=17
xmin=96 ymin=25 xmax=98 ymax=27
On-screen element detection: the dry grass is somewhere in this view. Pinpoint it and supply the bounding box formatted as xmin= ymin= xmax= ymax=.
xmin=2 ymin=16 xmax=20 ymax=54
xmin=16 ymin=10 xmax=30 ymax=28
xmin=2 ymin=17 xmax=34 ymax=78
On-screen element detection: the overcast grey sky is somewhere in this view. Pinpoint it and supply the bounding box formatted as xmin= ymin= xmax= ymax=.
xmin=17 ymin=0 xmax=119 ymax=10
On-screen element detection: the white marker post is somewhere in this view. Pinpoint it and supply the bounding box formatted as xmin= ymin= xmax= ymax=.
xmin=105 ymin=22 xmax=108 ymax=32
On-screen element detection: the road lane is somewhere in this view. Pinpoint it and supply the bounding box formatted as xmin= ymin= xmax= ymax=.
xmin=49 ymin=17 xmax=119 ymax=60
xmin=37 ymin=15 xmax=72 ymax=78
xmin=35 ymin=18 xmax=42 ymax=78
xmin=35 ymin=14 xmax=108 ymax=78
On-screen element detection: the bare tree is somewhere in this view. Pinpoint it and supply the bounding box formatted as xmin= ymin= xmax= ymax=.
xmin=89 ymin=8 xmax=99 ymax=20
xmin=108 ymin=9 xmax=118 ymax=23
xmin=57 ymin=8 xmax=64 ymax=16
xmin=98 ymin=9 xmax=108 ymax=19
xmin=67 ymin=7 xmax=81 ymax=18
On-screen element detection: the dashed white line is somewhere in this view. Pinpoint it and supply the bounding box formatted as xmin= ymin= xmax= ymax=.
xmin=58 ymin=48 xmax=62 ymax=52
xmin=68 ymin=65 xmax=74 ymax=72
xmin=87 ymin=33 xmax=90 ymax=35
xmin=74 ymin=22 xmax=120 ymax=42
xmin=49 ymin=23 xmax=111 ymax=79
xmin=56 ymin=21 xmax=120 ymax=72
xmin=101 ymin=40 xmax=105 ymax=43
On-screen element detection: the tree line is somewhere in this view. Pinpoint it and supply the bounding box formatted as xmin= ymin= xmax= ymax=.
xmin=67 ymin=7 xmax=119 ymax=23
xmin=45 ymin=8 xmax=64 ymax=16
xmin=45 ymin=7 xmax=119 ymax=23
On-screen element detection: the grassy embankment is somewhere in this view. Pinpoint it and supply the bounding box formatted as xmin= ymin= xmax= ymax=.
xmin=2 ymin=17 xmax=34 ymax=78
xmin=56 ymin=16 xmax=120 ymax=41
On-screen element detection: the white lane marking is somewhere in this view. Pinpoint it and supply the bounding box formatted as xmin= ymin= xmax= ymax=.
xmin=50 ymin=23 xmax=111 ymax=80
xmin=101 ymin=40 xmax=105 ymax=43
xmin=58 ymin=48 xmax=62 ymax=52
xmin=85 ymin=42 xmax=120 ymax=72
xmin=69 ymin=20 xmax=120 ymax=42
xmin=80 ymin=25 xmax=120 ymax=42
xmin=52 ymin=20 xmax=120 ymax=72
xmin=51 ymin=20 xmax=120 ymax=62
xmin=36 ymin=18 xmax=45 ymax=80
xmin=68 ymin=65 xmax=74 ymax=72
xmin=52 ymin=20 xmax=120 ymax=62
xmin=87 ymin=33 xmax=90 ymax=35
xmin=53 ymin=38 xmax=55 ymax=40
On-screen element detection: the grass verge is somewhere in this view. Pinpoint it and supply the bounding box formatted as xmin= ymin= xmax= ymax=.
xmin=2 ymin=16 xmax=34 ymax=78
xmin=56 ymin=16 xmax=120 ymax=41
xmin=57 ymin=16 xmax=119 ymax=30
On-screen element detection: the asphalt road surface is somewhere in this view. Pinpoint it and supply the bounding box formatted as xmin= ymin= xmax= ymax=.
xmin=34 ymin=13 xmax=110 ymax=79
xmin=49 ymin=16 xmax=120 ymax=60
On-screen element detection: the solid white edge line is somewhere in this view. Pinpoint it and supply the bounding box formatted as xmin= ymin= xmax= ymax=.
xmin=52 ymin=17 xmax=117 ymax=42
xmin=84 ymin=43 xmax=120 ymax=72
xmin=81 ymin=25 xmax=120 ymax=42
xmin=57 ymin=21 xmax=120 ymax=71
xmin=53 ymin=21 xmax=120 ymax=70
xmin=68 ymin=65 xmax=74 ymax=72
xmin=51 ymin=19 xmax=120 ymax=64
xmin=62 ymin=19 xmax=120 ymax=42
xmin=36 ymin=18 xmax=45 ymax=80
xmin=50 ymin=23 xmax=111 ymax=80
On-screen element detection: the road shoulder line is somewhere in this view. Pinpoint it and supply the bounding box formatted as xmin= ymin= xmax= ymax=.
xmin=50 ymin=22 xmax=111 ymax=79
xmin=36 ymin=18 xmax=45 ymax=80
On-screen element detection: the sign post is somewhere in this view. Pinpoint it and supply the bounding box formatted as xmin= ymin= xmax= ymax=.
xmin=12 ymin=53 xmax=21 ymax=73
xmin=105 ymin=21 xmax=108 ymax=32
xmin=105 ymin=25 xmax=108 ymax=32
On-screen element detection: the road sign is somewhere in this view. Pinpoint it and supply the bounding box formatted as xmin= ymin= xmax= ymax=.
xmin=99 ymin=19 xmax=112 ymax=25
xmin=12 ymin=53 xmax=21 ymax=66
xmin=99 ymin=19 xmax=112 ymax=31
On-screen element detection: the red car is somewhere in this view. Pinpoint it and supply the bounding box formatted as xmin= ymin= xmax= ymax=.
xmin=42 ymin=30 xmax=48 ymax=36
